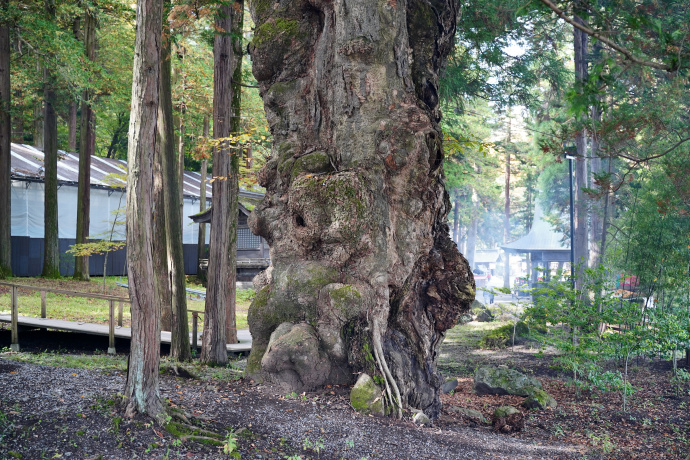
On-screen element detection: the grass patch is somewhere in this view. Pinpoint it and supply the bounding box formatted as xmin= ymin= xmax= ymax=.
xmin=2 ymin=350 xmax=129 ymax=371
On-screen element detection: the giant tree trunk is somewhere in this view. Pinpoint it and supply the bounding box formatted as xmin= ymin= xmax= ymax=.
xmin=159 ymin=11 xmax=190 ymax=361
xmin=246 ymin=0 xmax=474 ymax=419
xmin=0 ymin=0 xmax=11 ymax=279
xmin=74 ymin=5 xmax=97 ymax=281
xmin=42 ymin=1 xmax=59 ymax=279
xmin=573 ymin=19 xmax=589 ymax=285
xmin=201 ymin=1 xmax=242 ymax=364
xmin=123 ymin=0 xmax=164 ymax=418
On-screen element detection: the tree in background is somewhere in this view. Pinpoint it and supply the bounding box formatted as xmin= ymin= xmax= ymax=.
xmin=201 ymin=0 xmax=243 ymax=365
xmin=0 ymin=0 xmax=11 ymax=279
xmin=73 ymin=2 xmax=98 ymax=281
xmin=41 ymin=0 xmax=59 ymax=279
xmin=158 ymin=0 xmax=190 ymax=361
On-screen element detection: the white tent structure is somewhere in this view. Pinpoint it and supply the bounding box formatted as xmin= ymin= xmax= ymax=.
xmin=8 ymin=143 xmax=267 ymax=277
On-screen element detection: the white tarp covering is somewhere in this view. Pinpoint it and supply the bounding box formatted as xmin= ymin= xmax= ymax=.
xmin=10 ymin=180 xmax=210 ymax=244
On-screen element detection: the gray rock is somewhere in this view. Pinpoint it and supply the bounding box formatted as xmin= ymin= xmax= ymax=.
xmin=474 ymin=366 xmax=542 ymax=396
xmin=448 ymin=406 xmax=488 ymax=424
xmin=350 ymin=374 xmax=385 ymax=417
xmin=475 ymin=307 xmax=494 ymax=322
xmin=441 ymin=378 xmax=458 ymax=394
xmin=522 ymin=388 xmax=557 ymax=410
xmin=413 ymin=411 xmax=431 ymax=427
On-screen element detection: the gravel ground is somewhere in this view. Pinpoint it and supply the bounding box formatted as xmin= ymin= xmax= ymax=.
xmin=0 ymin=355 xmax=582 ymax=459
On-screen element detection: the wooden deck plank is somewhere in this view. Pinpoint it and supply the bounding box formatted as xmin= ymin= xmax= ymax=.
xmin=0 ymin=315 xmax=252 ymax=353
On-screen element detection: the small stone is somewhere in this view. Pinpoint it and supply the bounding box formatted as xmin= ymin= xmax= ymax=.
xmin=350 ymin=374 xmax=385 ymax=417
xmin=441 ymin=378 xmax=458 ymax=394
xmin=448 ymin=406 xmax=488 ymax=424
xmin=522 ymin=388 xmax=557 ymax=410
xmin=413 ymin=411 xmax=431 ymax=427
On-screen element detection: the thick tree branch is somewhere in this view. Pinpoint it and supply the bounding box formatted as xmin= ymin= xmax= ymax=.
xmin=537 ymin=0 xmax=673 ymax=71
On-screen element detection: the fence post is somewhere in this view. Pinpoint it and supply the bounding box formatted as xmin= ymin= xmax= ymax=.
xmin=10 ymin=285 xmax=19 ymax=352
xmin=117 ymin=301 xmax=123 ymax=327
xmin=192 ymin=312 xmax=198 ymax=352
xmin=41 ymin=291 xmax=46 ymax=318
xmin=108 ymin=300 xmax=116 ymax=355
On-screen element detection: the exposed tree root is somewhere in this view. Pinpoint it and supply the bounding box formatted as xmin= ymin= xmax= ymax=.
xmin=371 ymin=321 xmax=403 ymax=419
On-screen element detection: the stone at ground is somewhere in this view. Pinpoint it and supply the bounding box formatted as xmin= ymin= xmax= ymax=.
xmin=474 ymin=366 xmax=542 ymax=396
xmin=492 ymin=406 xmax=524 ymax=433
xmin=413 ymin=411 xmax=432 ymax=427
xmin=522 ymin=388 xmax=557 ymax=410
xmin=448 ymin=406 xmax=488 ymax=424
xmin=350 ymin=373 xmax=385 ymax=416
xmin=260 ymin=322 xmax=332 ymax=392
xmin=441 ymin=378 xmax=458 ymax=394
xmin=475 ymin=308 xmax=494 ymax=322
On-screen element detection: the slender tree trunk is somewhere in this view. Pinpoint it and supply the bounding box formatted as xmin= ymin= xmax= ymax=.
xmin=201 ymin=1 xmax=243 ymax=364
xmin=154 ymin=76 xmax=171 ymax=332
xmin=0 ymin=0 xmax=11 ymax=279
xmin=176 ymin=43 xmax=186 ymax=231
xmin=452 ymin=195 xmax=460 ymax=245
xmin=466 ymin=215 xmax=478 ymax=270
xmin=106 ymin=112 xmax=128 ymax=158
xmin=33 ymin=94 xmax=43 ymax=149
xmin=196 ymin=115 xmax=209 ymax=283
xmin=42 ymin=0 xmax=59 ymax=279
xmin=573 ymin=19 xmax=589 ymax=286
xmin=159 ymin=10 xmax=190 ymax=361
xmin=246 ymin=0 xmax=471 ymax=419
xmin=123 ymin=0 xmax=164 ymax=418
xmin=67 ymin=17 xmax=80 ymax=153
xmin=503 ymin=122 xmax=511 ymax=289
xmin=74 ymin=5 xmax=97 ymax=281
xmin=12 ymin=90 xmax=22 ymax=143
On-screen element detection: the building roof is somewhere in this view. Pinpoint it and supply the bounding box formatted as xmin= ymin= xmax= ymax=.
xmin=475 ymin=249 xmax=501 ymax=264
xmin=501 ymin=205 xmax=569 ymax=253
xmin=9 ymin=142 xmax=264 ymax=201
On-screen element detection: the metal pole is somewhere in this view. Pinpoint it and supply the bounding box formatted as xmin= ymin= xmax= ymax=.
xmin=569 ymin=157 xmax=575 ymax=290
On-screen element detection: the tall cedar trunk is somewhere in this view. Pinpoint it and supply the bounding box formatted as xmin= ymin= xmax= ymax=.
xmin=12 ymin=89 xmax=22 ymax=143
xmin=33 ymin=95 xmax=43 ymax=149
xmin=451 ymin=195 xmax=459 ymax=244
xmin=588 ymin=107 xmax=603 ymax=268
xmin=155 ymin=19 xmax=171 ymax=333
xmin=196 ymin=115 xmax=209 ymax=283
xmin=503 ymin=123 xmax=511 ymax=289
xmin=176 ymin=43 xmax=186 ymax=230
xmin=201 ymin=1 xmax=241 ymax=364
xmin=42 ymin=0 xmax=59 ymax=279
xmin=246 ymin=0 xmax=473 ymax=419
xmin=573 ymin=18 xmax=589 ymax=286
xmin=466 ymin=215 xmax=477 ymax=270
xmin=124 ymin=0 xmax=164 ymax=418
xmin=0 ymin=0 xmax=11 ymax=279
xmin=159 ymin=13 xmax=190 ymax=361
xmin=67 ymin=17 xmax=80 ymax=153
xmin=74 ymin=6 xmax=97 ymax=281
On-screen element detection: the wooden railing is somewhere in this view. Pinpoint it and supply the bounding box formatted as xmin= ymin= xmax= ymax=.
xmin=0 ymin=281 xmax=129 ymax=354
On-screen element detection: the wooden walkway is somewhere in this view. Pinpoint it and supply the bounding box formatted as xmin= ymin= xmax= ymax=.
xmin=0 ymin=315 xmax=252 ymax=353
xmin=0 ymin=281 xmax=252 ymax=355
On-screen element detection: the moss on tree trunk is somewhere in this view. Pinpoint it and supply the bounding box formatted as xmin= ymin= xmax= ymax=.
xmin=246 ymin=0 xmax=474 ymax=419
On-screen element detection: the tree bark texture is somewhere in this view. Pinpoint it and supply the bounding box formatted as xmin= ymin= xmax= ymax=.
xmin=42 ymin=1 xmax=59 ymax=279
xmin=74 ymin=5 xmax=97 ymax=281
xmin=201 ymin=1 xmax=242 ymax=364
xmin=153 ymin=109 xmax=171 ymax=332
xmin=124 ymin=0 xmax=164 ymax=418
xmin=0 ymin=0 xmax=11 ymax=279
xmin=246 ymin=0 xmax=474 ymax=419
xmin=573 ymin=19 xmax=589 ymax=285
xmin=503 ymin=144 xmax=511 ymax=289
xmin=159 ymin=14 xmax=190 ymax=361
xmin=67 ymin=17 xmax=80 ymax=153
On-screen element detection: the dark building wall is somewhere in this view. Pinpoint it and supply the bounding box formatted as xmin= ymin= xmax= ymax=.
xmin=10 ymin=237 xmax=268 ymax=279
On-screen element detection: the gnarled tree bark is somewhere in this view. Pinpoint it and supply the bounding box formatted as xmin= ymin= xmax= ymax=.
xmin=0 ymin=0 xmax=11 ymax=279
xmin=246 ymin=0 xmax=474 ymax=419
